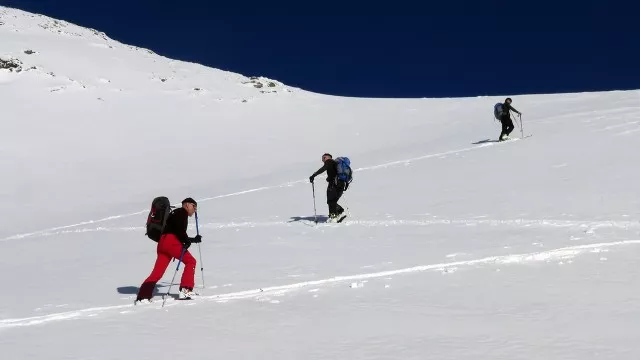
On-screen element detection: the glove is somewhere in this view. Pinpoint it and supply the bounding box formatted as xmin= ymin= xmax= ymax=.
xmin=309 ymin=176 xmax=314 ymax=183
xmin=191 ymin=235 xmax=202 ymax=243
xmin=182 ymin=241 xmax=191 ymax=250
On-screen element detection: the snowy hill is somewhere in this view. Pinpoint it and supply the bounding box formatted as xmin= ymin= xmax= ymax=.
xmin=3 ymin=5 xmax=640 ymax=359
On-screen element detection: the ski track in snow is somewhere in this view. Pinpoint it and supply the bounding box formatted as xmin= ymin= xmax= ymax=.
xmin=1 ymin=239 xmax=639 ymax=330
xmin=1 ymin=138 xmax=523 ymax=242
xmin=4 ymin=218 xmax=638 ymax=241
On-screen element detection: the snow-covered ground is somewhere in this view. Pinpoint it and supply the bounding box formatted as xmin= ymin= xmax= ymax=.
xmin=2 ymin=5 xmax=640 ymax=359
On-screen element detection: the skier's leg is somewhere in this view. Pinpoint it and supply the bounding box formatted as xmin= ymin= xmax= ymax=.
xmin=335 ymin=184 xmax=345 ymax=215
xmin=499 ymin=117 xmax=509 ymax=140
xmin=327 ymin=184 xmax=338 ymax=215
xmin=506 ymin=118 xmax=515 ymax=136
xmin=161 ymin=234 xmax=197 ymax=291
xmin=157 ymin=234 xmax=196 ymax=290
xmin=137 ymin=240 xmax=172 ymax=300
xmin=179 ymin=251 xmax=197 ymax=290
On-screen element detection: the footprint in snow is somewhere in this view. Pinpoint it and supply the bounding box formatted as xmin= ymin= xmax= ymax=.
xmin=440 ymin=267 xmax=457 ymax=274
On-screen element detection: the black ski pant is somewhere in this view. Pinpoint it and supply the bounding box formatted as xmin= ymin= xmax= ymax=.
xmin=327 ymin=182 xmax=344 ymax=216
xmin=499 ymin=116 xmax=515 ymax=140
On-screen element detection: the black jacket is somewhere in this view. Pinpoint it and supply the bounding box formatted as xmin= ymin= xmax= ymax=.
xmin=312 ymin=159 xmax=338 ymax=183
xmin=162 ymin=207 xmax=191 ymax=245
xmin=501 ymin=103 xmax=521 ymax=118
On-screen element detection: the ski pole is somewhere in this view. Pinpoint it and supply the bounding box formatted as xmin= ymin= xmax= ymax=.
xmin=512 ymin=111 xmax=523 ymax=137
xmin=195 ymin=211 xmax=204 ymax=288
xmin=312 ymin=182 xmax=318 ymax=224
xmin=510 ymin=110 xmax=523 ymax=138
xmin=162 ymin=246 xmax=186 ymax=307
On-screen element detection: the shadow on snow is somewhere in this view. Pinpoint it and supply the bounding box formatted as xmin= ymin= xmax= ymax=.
xmin=472 ymin=138 xmax=499 ymax=144
xmin=288 ymin=215 xmax=329 ymax=224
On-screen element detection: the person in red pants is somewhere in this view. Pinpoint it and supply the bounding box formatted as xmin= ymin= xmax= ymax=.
xmin=136 ymin=197 xmax=202 ymax=303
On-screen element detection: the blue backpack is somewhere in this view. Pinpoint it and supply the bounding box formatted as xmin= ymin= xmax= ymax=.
xmin=335 ymin=157 xmax=353 ymax=189
xmin=494 ymin=103 xmax=504 ymax=120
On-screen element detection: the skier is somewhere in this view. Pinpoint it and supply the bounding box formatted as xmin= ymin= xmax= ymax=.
xmin=136 ymin=197 xmax=202 ymax=303
xmin=497 ymin=97 xmax=522 ymax=141
xmin=309 ymin=153 xmax=346 ymax=222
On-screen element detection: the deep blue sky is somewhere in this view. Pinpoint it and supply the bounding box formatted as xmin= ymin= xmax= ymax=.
xmin=3 ymin=0 xmax=639 ymax=97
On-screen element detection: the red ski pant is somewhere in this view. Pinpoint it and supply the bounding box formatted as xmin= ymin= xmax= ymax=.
xmin=137 ymin=234 xmax=196 ymax=300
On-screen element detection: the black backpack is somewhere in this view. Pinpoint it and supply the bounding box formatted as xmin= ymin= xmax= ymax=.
xmin=145 ymin=196 xmax=174 ymax=242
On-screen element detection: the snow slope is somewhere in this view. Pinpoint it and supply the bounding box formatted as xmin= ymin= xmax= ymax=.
xmin=2 ymin=5 xmax=640 ymax=359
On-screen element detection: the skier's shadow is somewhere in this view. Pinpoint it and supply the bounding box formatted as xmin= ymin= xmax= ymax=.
xmin=117 ymin=282 xmax=173 ymax=296
xmin=288 ymin=215 xmax=329 ymax=225
xmin=472 ymin=138 xmax=498 ymax=144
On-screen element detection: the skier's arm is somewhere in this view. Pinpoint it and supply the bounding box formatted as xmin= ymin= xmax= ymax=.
xmin=506 ymin=103 xmax=521 ymax=115
xmin=310 ymin=163 xmax=328 ymax=180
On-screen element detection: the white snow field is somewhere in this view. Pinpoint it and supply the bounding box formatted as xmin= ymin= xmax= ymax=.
xmin=2 ymin=5 xmax=640 ymax=359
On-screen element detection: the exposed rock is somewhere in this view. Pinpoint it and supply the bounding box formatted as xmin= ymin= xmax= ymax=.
xmin=243 ymin=77 xmax=281 ymax=90
xmin=0 ymin=58 xmax=22 ymax=72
